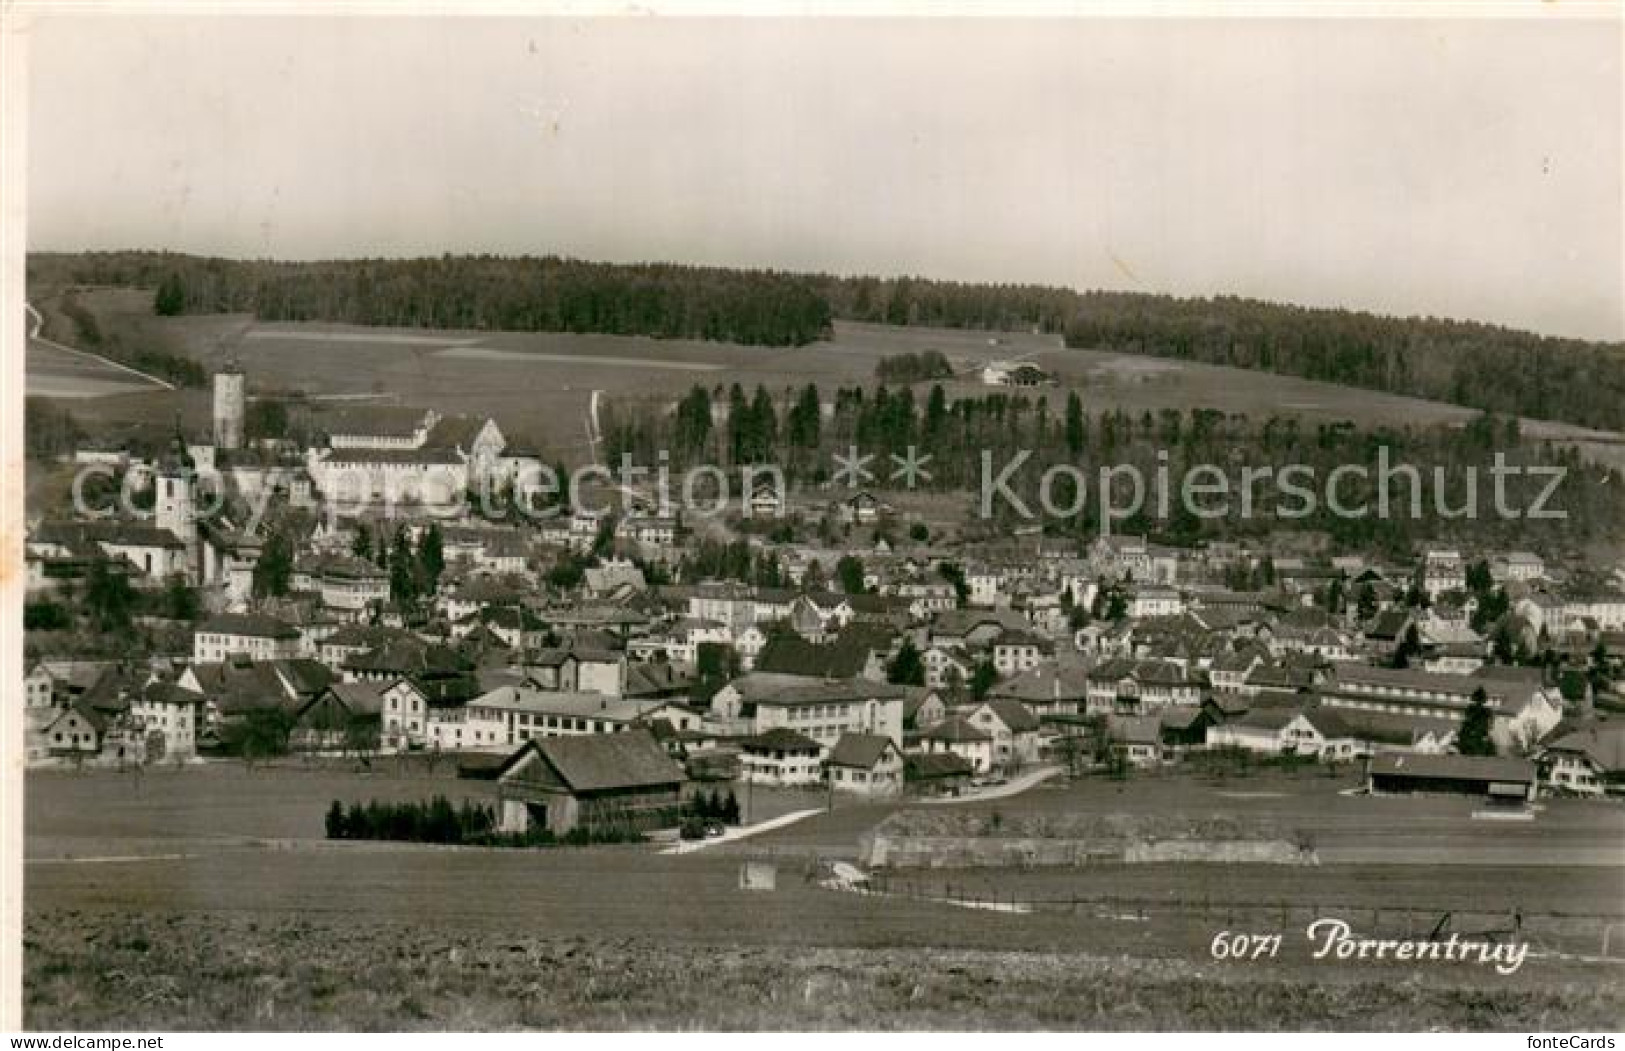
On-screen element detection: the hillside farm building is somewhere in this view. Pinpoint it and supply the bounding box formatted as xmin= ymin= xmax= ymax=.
xmin=1366 ymin=753 xmax=1538 ymax=802
xmin=494 ymin=729 xmax=685 ymax=837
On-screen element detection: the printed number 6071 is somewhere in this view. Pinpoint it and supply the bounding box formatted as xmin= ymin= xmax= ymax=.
xmin=1209 ymin=932 xmax=1283 ymax=960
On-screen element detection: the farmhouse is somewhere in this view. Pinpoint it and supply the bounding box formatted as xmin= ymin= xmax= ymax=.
xmin=129 ymin=682 xmax=204 ymax=761
xmin=1206 ymin=707 xmax=1359 ymax=762
xmin=494 ymin=729 xmax=685 ymax=837
xmin=1540 ymin=724 xmax=1625 ymax=796
xmin=378 ymin=678 xmax=431 ymax=749
xmin=292 ymin=552 xmax=389 ymax=615
xmin=920 ymin=716 xmax=995 ymax=775
xmin=838 ymin=490 xmax=883 ymax=526
xmin=1366 ymin=753 xmax=1538 ymax=802
xmin=904 ymin=751 xmax=974 ymax=796
xmin=989 ymin=665 xmax=1090 ymax=718
xmin=991 ymin=629 xmax=1052 ymax=676
xmin=737 ymin=728 xmax=826 ymax=786
xmin=825 ymin=733 xmax=906 ymax=797
xmin=961 ymin=699 xmax=1042 ymax=770
xmin=1107 ymin=715 xmax=1165 ymax=768
xmin=293 ymin=682 xmax=384 ymax=751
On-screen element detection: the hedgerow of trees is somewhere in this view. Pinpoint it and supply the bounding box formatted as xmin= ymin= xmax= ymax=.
xmin=32 ymin=251 xmax=832 ymax=347
xmin=603 ymin=382 xmax=1625 ymax=554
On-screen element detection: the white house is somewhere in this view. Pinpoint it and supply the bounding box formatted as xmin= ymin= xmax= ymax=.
xmin=824 ymin=733 xmax=905 ymax=797
xmin=193 ymin=613 xmax=304 ymax=664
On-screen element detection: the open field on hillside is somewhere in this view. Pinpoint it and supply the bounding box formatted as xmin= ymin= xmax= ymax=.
xmin=37 ymin=288 xmax=1625 ymax=467
xmin=25 ymin=338 xmax=171 ymax=399
xmin=22 ymin=765 xmax=1625 ymax=1029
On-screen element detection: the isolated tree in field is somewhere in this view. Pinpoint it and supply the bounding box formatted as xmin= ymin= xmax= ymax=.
xmin=154 ymin=272 xmax=186 ymax=316
xmin=252 ymin=531 xmax=293 ymax=600
xmin=887 ymin=638 xmax=926 ymax=687
xmin=1457 ymin=687 xmax=1497 ymax=757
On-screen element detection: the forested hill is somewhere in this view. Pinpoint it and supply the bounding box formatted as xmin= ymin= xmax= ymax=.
xmin=25 ymin=251 xmax=833 ymax=348
xmin=27 ymin=251 xmax=1625 ymax=430
xmin=815 ymin=275 xmax=1625 ymax=433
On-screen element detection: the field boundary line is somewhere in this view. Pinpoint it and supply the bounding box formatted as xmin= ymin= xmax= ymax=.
xmin=27 ymin=326 xmax=176 ymax=392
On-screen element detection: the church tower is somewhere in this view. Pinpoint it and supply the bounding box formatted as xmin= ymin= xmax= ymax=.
xmin=155 ymin=431 xmax=195 ymax=546
xmin=213 ymin=359 xmax=245 ymax=450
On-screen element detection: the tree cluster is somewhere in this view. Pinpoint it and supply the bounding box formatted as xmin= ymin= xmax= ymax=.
xmin=36 ymin=251 xmax=832 ymax=347
xmin=875 ymin=350 xmax=953 ymax=384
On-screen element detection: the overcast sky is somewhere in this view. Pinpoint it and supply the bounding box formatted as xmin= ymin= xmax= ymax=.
xmin=22 ymin=14 xmax=1624 ymax=341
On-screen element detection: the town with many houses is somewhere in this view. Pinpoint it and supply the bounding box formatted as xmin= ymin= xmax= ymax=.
xmin=21 ymin=362 xmax=1625 ymax=834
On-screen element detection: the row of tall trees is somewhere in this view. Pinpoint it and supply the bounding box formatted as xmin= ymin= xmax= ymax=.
xmin=604 ymin=382 xmax=1623 ymax=553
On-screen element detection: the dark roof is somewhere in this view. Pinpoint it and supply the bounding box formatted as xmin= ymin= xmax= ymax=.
xmin=186 ymin=660 xmax=294 ymax=714
xmin=826 ymin=732 xmax=899 ymax=769
xmin=323 ymin=624 xmax=415 ymax=649
xmin=497 ymin=729 xmax=684 ymax=792
xmin=1544 ymin=724 xmax=1625 ymax=773
xmin=754 ymin=635 xmax=873 ymax=679
xmin=923 ymin=715 xmax=991 ymax=744
xmin=1321 ymin=706 xmax=1458 ymax=746
xmin=317 ymin=681 xmax=387 ymax=716
xmin=1108 ymin=715 xmax=1162 ymax=745
xmin=422 ymin=415 xmax=495 ymax=451
xmin=739 ymin=728 xmax=824 ymax=753
xmin=344 ymin=637 xmax=474 ymax=676
xmin=905 ymin=752 xmax=973 ymax=781
xmin=322 ymin=405 xmax=431 ymax=439
xmin=1366 ymin=608 xmax=1413 ymax=641
xmin=36 ymin=520 xmax=187 ymax=550
xmin=731 ymin=677 xmax=908 ymax=709
xmin=140 ymin=682 xmax=205 ymax=707
xmin=197 ymin=613 xmax=301 ymax=640
xmin=297 ymin=552 xmax=386 ymax=581
xmin=322 ymin=446 xmax=463 ymax=466
xmin=1226 ymin=706 xmax=1310 ymax=732
xmin=273 ymin=659 xmax=336 ymax=697
xmin=989 ymin=665 xmax=1091 ymax=704
xmin=1369 ymin=753 xmax=1537 ymax=784
xmin=980 ymin=698 xmax=1040 ymax=732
